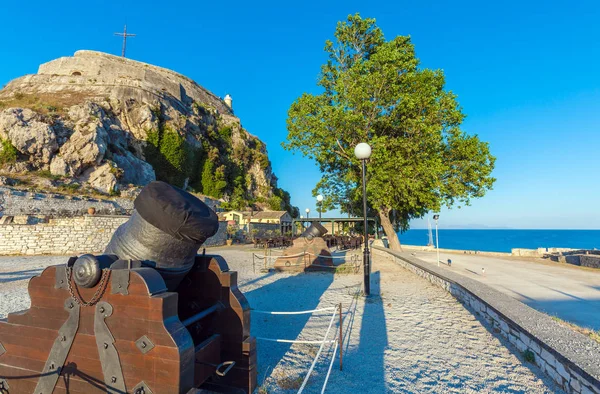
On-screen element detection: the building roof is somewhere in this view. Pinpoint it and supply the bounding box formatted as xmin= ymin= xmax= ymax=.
xmin=251 ymin=211 xmax=290 ymax=220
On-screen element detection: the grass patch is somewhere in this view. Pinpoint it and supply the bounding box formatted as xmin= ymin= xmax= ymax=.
xmin=551 ymin=316 xmax=600 ymax=344
xmin=59 ymin=183 xmax=82 ymax=193
xmin=33 ymin=170 xmax=62 ymax=181
xmin=335 ymin=263 xmax=359 ymax=275
xmin=275 ymin=374 xmax=304 ymax=390
xmin=0 ymin=92 xmax=93 ymax=115
xmin=522 ymin=349 xmax=535 ymax=363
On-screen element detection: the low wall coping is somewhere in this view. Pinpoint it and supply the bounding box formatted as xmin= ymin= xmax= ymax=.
xmin=373 ymin=245 xmax=600 ymax=387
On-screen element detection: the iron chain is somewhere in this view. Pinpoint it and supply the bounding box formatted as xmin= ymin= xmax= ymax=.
xmin=67 ymin=266 xmax=111 ymax=307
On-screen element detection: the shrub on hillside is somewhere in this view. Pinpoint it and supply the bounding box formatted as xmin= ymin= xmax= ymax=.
xmin=0 ymin=139 xmax=17 ymax=166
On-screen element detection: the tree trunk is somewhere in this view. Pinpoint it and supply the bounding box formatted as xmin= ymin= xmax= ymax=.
xmin=379 ymin=209 xmax=402 ymax=251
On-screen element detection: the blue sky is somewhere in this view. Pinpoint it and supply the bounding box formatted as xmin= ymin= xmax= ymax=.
xmin=1 ymin=0 xmax=599 ymax=229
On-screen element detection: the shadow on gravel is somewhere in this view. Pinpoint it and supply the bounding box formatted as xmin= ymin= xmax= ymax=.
xmin=356 ymin=271 xmax=389 ymax=393
xmin=456 ymin=284 xmax=565 ymax=391
xmin=500 ymin=286 xmax=600 ymax=331
xmin=0 ymin=268 xmax=44 ymax=284
xmin=238 ymin=271 xmax=277 ymax=290
xmin=245 ymin=271 xmax=334 ymax=387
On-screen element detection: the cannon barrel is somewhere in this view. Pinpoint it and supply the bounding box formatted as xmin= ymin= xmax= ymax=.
xmin=301 ymin=222 xmax=328 ymax=239
xmin=105 ymin=181 xmax=219 ymax=290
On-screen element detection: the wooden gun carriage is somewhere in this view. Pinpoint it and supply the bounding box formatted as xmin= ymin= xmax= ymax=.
xmin=0 ymin=182 xmax=257 ymax=393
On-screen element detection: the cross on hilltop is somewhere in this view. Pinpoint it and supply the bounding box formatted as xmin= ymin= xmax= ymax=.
xmin=114 ymin=25 xmax=136 ymax=58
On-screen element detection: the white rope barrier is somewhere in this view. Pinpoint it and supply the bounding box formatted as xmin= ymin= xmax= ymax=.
xmin=252 ymin=254 xmax=282 ymax=260
xmin=254 ymin=337 xmax=337 ymax=345
xmin=252 ymin=306 xmax=337 ymax=315
xmin=254 ymin=252 xmax=356 ymax=261
xmin=305 ymin=252 xmax=353 ymax=260
xmin=320 ymin=341 xmax=339 ymax=394
xmin=297 ymin=308 xmax=338 ymax=394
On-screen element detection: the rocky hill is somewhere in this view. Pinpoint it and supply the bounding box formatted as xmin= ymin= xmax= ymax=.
xmin=0 ymin=51 xmax=294 ymax=212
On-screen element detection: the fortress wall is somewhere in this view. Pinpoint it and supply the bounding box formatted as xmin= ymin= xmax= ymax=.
xmin=19 ymin=50 xmax=231 ymax=114
xmin=373 ymin=246 xmax=600 ymax=394
xmin=0 ymin=215 xmax=227 ymax=256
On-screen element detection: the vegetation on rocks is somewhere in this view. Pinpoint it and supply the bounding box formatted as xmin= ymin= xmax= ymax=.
xmin=0 ymin=139 xmax=17 ymax=165
xmin=145 ymin=126 xmax=196 ymax=187
xmin=142 ymin=103 xmax=298 ymax=214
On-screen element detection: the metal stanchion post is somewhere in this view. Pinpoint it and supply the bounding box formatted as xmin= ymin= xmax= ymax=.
xmin=339 ymin=302 xmax=343 ymax=371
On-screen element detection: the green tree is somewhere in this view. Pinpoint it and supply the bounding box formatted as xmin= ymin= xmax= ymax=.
xmin=284 ymin=14 xmax=495 ymax=250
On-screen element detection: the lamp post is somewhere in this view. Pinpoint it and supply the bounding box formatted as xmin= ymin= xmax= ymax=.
xmin=354 ymin=142 xmax=372 ymax=296
xmin=433 ymin=214 xmax=440 ymax=267
xmin=316 ymin=195 xmax=324 ymax=222
xmin=305 ymin=208 xmax=310 ymax=223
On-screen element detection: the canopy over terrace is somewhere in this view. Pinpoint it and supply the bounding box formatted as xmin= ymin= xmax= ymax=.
xmin=292 ymin=217 xmax=377 ymax=236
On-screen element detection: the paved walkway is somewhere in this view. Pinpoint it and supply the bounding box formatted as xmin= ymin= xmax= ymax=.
xmin=411 ymin=250 xmax=600 ymax=330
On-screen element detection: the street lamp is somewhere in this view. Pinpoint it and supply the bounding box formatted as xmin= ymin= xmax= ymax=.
xmin=433 ymin=214 xmax=440 ymax=267
xmin=316 ymin=194 xmax=324 ymax=222
xmin=354 ymin=142 xmax=372 ymax=296
xmin=305 ymin=208 xmax=310 ymax=220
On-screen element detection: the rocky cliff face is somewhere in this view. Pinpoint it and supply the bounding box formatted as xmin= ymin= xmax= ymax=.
xmin=0 ymin=51 xmax=288 ymax=210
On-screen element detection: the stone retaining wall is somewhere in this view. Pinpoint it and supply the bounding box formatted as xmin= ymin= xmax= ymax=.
xmin=204 ymin=221 xmax=227 ymax=248
xmin=401 ymin=243 xmax=600 ymax=269
xmin=402 ymin=243 xmax=513 ymax=257
xmin=373 ymin=246 xmax=600 ymax=394
xmin=0 ymin=215 xmax=227 ymax=255
xmin=0 ymin=186 xmax=134 ymax=217
xmin=579 ymin=255 xmax=600 ymax=269
xmin=558 ymin=254 xmax=600 ymax=269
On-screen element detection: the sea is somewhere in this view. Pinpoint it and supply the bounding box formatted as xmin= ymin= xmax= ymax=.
xmin=397 ymin=229 xmax=600 ymax=253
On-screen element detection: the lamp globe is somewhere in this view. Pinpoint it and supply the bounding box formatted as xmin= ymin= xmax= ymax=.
xmin=354 ymin=143 xmax=372 ymax=160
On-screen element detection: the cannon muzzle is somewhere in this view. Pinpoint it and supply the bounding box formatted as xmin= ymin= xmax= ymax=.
xmin=104 ymin=181 xmax=219 ymax=290
xmin=301 ymin=222 xmax=328 ymax=240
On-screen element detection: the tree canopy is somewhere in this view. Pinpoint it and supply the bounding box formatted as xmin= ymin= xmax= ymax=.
xmin=284 ymin=14 xmax=496 ymax=250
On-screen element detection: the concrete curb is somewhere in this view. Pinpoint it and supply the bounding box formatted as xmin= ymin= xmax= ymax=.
xmin=373 ymin=246 xmax=600 ymax=394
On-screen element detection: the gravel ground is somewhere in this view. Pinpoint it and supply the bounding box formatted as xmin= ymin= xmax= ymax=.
xmin=0 ymin=255 xmax=67 ymax=319
xmin=0 ymin=248 xmax=564 ymax=393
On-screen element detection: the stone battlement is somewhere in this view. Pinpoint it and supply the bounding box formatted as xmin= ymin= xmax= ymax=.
xmin=2 ymin=50 xmax=232 ymax=115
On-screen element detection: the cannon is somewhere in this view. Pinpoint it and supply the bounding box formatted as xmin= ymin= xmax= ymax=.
xmin=0 ymin=181 xmax=257 ymax=393
xmin=273 ymin=222 xmax=334 ymax=272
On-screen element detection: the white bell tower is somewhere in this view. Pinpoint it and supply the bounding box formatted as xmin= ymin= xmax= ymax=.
xmin=224 ymin=94 xmax=232 ymax=110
